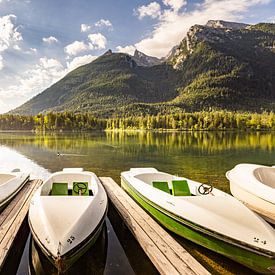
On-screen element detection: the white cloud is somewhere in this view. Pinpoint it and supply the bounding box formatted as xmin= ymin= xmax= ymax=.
xmin=67 ymin=54 xmax=98 ymax=71
xmin=16 ymin=57 xmax=65 ymax=97
xmin=95 ymin=19 xmax=113 ymax=29
xmin=0 ymin=57 xmax=66 ymax=112
xmin=42 ymin=36 xmax=58 ymax=44
xmin=0 ymin=55 xmax=3 ymax=70
xmin=0 ymin=14 xmax=22 ymax=52
xmin=268 ymin=16 xmax=275 ymax=23
xmin=39 ymin=57 xmax=63 ymax=70
xmin=65 ymin=33 xmax=107 ymax=56
xmin=135 ymin=2 xmax=161 ymax=19
xmin=134 ymin=0 xmax=272 ymax=57
xmin=163 ymin=0 xmax=187 ymax=11
xmin=0 ymin=99 xmax=9 ymax=114
xmin=64 ymin=40 xmax=89 ymax=56
xmin=88 ymin=33 xmax=107 ymax=50
xmin=116 ymin=45 xmax=136 ymax=55
xmin=81 ymin=23 xmax=91 ymax=32
xmin=0 ymin=51 xmax=101 ymax=112
xmin=24 ymin=47 xmax=37 ymax=55
xmin=13 ymin=44 xmax=21 ymax=51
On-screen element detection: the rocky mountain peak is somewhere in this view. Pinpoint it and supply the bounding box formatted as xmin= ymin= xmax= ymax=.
xmin=133 ymin=49 xmax=144 ymax=58
xmin=167 ymin=20 xmax=256 ymax=69
xmin=206 ymin=20 xmax=250 ymax=30
xmin=103 ymin=49 xmax=113 ymax=56
xmin=132 ymin=49 xmax=162 ymax=67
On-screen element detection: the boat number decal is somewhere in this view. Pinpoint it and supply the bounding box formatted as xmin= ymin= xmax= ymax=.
xmin=253 ymin=237 xmax=267 ymax=245
xmin=67 ymin=236 xmax=75 ymax=244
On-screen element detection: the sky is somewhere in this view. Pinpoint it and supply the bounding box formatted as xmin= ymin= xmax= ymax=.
xmin=0 ymin=0 xmax=274 ymax=113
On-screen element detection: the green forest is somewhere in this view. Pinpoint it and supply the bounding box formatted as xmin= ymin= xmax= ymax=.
xmin=1 ymin=111 xmax=275 ymax=131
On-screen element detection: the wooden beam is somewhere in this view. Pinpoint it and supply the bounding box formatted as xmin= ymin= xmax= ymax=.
xmin=100 ymin=177 xmax=210 ymax=275
xmin=0 ymin=179 xmax=42 ymax=269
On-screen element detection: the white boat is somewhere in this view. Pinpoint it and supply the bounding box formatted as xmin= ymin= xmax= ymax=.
xmin=0 ymin=168 xmax=29 ymax=210
xmin=226 ymin=163 xmax=275 ymax=225
xmin=28 ymin=168 xmax=108 ymax=272
xmin=121 ymin=168 xmax=275 ymax=273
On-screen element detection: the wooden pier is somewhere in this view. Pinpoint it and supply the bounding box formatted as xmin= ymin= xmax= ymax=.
xmin=100 ymin=177 xmax=210 ymax=275
xmin=0 ymin=179 xmax=42 ymax=270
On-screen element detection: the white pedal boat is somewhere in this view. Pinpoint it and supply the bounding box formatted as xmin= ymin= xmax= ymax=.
xmin=28 ymin=168 xmax=107 ymax=272
xmin=0 ymin=168 xmax=29 ymax=210
xmin=121 ymin=168 xmax=275 ymax=273
xmin=226 ymin=163 xmax=275 ymax=225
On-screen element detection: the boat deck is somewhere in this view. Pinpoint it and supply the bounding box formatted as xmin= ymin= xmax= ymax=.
xmin=100 ymin=177 xmax=210 ymax=275
xmin=0 ymin=179 xmax=42 ymax=270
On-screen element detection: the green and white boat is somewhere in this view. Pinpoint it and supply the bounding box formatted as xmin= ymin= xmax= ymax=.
xmin=29 ymin=168 xmax=107 ymax=272
xmin=121 ymin=168 xmax=275 ymax=274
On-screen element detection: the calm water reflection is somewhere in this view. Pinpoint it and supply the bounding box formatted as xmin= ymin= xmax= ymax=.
xmin=1 ymin=131 xmax=274 ymax=274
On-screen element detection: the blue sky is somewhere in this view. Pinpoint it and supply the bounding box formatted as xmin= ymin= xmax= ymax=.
xmin=0 ymin=0 xmax=274 ymax=113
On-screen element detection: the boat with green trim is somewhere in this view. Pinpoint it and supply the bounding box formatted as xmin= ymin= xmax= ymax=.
xmin=29 ymin=168 xmax=107 ymax=272
xmin=121 ymin=168 xmax=275 ymax=274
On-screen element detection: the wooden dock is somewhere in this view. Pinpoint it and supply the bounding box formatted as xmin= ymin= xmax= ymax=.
xmin=100 ymin=177 xmax=210 ymax=275
xmin=0 ymin=179 xmax=42 ymax=270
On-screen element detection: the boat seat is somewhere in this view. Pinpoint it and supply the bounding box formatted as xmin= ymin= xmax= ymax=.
xmin=172 ymin=180 xmax=191 ymax=196
xmin=51 ymin=182 xmax=68 ymax=196
xmin=72 ymin=182 xmax=89 ymax=196
xmin=152 ymin=181 xmax=170 ymax=194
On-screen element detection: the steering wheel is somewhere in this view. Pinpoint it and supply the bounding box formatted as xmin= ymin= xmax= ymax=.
xmin=73 ymin=182 xmax=88 ymax=195
xmin=198 ymin=183 xmax=213 ymax=195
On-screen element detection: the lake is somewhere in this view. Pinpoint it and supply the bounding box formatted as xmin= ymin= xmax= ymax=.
xmin=1 ymin=131 xmax=274 ymax=275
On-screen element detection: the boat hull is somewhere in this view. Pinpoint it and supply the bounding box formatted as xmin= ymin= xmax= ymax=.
xmin=230 ymin=181 xmax=275 ymax=225
xmin=0 ymin=174 xmax=29 ymax=211
xmin=29 ymin=211 xmax=107 ymax=272
xmin=121 ymin=177 xmax=275 ymax=274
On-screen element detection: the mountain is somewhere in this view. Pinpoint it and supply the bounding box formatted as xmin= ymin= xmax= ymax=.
xmin=206 ymin=20 xmax=249 ymax=30
xmin=132 ymin=50 xmax=162 ymax=66
xmin=12 ymin=21 xmax=275 ymax=116
xmin=169 ymin=20 xmax=275 ymax=111
xmin=12 ymin=50 xmax=179 ymax=116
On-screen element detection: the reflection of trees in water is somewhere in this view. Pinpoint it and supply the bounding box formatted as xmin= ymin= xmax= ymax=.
xmin=0 ymin=131 xmax=274 ymax=155
xmin=0 ymin=132 xmax=107 ymax=153
xmin=105 ymin=131 xmax=275 ymax=155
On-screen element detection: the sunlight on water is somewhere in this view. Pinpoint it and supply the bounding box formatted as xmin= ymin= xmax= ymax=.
xmin=0 ymin=145 xmax=50 ymax=180
xmin=0 ymin=131 xmax=274 ymax=275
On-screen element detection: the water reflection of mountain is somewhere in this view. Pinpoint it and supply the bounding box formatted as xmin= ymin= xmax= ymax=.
xmin=0 ymin=131 xmax=274 ymax=192
xmin=0 ymin=131 xmax=275 ymax=155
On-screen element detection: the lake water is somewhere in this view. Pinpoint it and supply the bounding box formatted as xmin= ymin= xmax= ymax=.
xmin=1 ymin=131 xmax=274 ymax=275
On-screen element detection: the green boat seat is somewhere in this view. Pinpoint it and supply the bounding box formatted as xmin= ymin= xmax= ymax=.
xmin=152 ymin=181 xmax=170 ymax=194
xmin=72 ymin=182 xmax=89 ymax=196
xmin=51 ymin=182 xmax=68 ymax=196
xmin=172 ymin=180 xmax=191 ymax=196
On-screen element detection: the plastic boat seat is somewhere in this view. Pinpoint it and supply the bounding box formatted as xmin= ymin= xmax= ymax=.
xmin=72 ymin=182 xmax=89 ymax=196
xmin=152 ymin=181 xmax=170 ymax=194
xmin=172 ymin=180 xmax=191 ymax=196
xmin=51 ymin=182 xmax=68 ymax=196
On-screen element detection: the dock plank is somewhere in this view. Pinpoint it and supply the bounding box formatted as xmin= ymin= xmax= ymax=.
xmin=0 ymin=179 xmax=42 ymax=269
xmin=100 ymin=177 xmax=210 ymax=275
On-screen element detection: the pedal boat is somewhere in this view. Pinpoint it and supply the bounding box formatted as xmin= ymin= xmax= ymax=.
xmin=0 ymin=168 xmax=29 ymax=210
xmin=28 ymin=168 xmax=107 ymax=272
xmin=121 ymin=168 xmax=275 ymax=274
xmin=226 ymin=163 xmax=275 ymax=225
